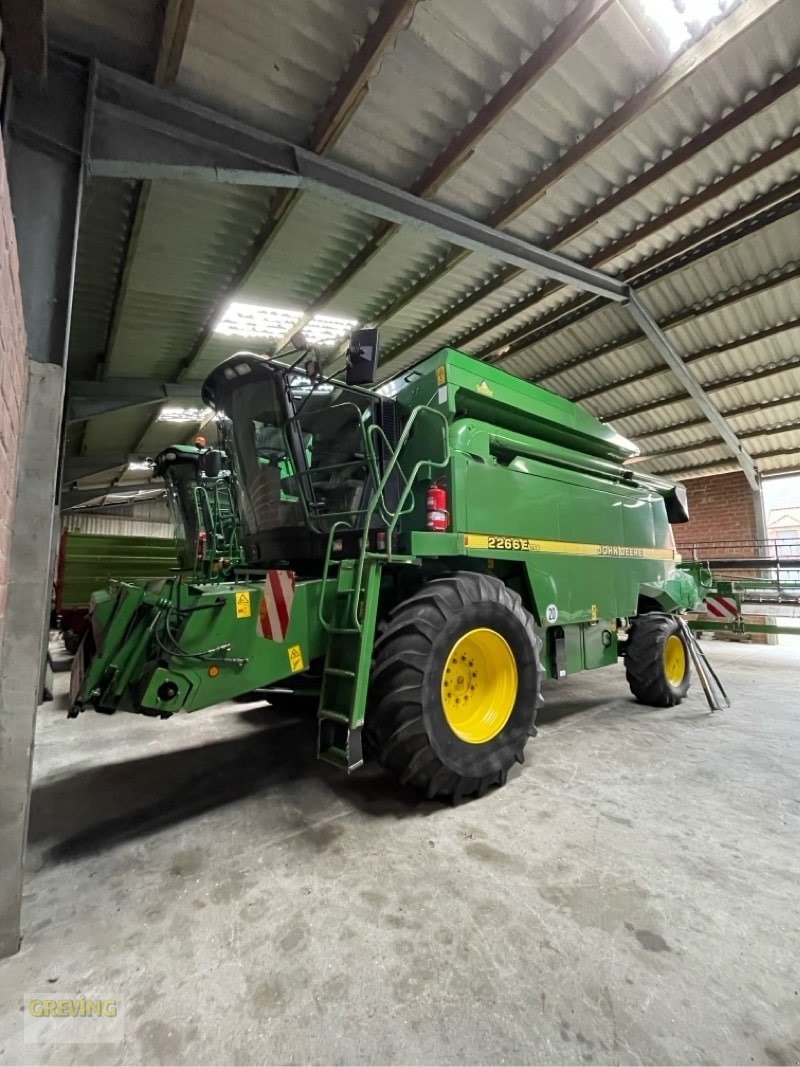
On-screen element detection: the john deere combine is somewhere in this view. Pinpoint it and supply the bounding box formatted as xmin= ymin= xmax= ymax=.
xmin=154 ymin=442 xmax=241 ymax=579
xmin=70 ymin=336 xmax=713 ymax=801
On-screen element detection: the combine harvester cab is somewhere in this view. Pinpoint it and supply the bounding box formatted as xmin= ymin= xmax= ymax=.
xmin=153 ymin=442 xmax=241 ymax=578
xmin=71 ymin=338 xmax=716 ymax=801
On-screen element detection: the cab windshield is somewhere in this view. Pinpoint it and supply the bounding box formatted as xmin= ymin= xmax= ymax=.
xmin=218 ymin=368 xmax=376 ymax=548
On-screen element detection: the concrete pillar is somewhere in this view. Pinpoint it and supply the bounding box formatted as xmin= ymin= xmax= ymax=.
xmin=0 ymin=60 xmax=85 ymax=958
xmin=0 ymin=364 xmax=66 ymax=956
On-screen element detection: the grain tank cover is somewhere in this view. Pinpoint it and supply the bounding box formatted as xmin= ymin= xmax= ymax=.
xmin=383 ymin=347 xmax=639 ymax=464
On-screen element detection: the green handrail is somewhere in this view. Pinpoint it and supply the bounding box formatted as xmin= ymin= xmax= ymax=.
xmin=318 ymin=404 xmax=450 ymax=632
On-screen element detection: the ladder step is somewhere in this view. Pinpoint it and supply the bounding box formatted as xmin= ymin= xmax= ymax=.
xmin=318 ymin=747 xmax=351 ymax=770
xmin=327 ymin=626 xmax=360 ymax=635
xmin=318 ymin=709 xmax=350 ymax=724
xmin=324 ymin=667 xmax=356 ymax=678
xmin=318 ymin=745 xmax=364 ymax=773
xmin=363 ymin=552 xmax=417 ymax=563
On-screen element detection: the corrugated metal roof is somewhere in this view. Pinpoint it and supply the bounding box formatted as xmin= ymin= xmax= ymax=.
xmin=49 ymin=0 xmax=159 ymax=74
xmin=100 ymin=181 xmax=273 ymax=382
xmin=57 ymin=0 xmax=800 ymax=484
xmin=177 ymin=0 xmax=380 ymax=143
xmin=68 ymin=178 xmax=139 ymax=380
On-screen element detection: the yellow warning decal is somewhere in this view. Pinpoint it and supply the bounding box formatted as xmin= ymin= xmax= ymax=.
xmin=287 ymin=644 xmax=305 ymax=673
xmin=591 ymin=603 xmax=599 ymax=621
xmin=463 ymin=533 xmax=677 ymax=562
xmin=235 ymin=591 xmax=252 ymax=618
xmin=436 ymin=365 xmax=446 ymax=386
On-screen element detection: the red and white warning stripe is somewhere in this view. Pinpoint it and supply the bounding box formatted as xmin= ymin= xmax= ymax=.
xmin=257 ymin=570 xmax=296 ymax=641
xmin=704 ymin=594 xmax=738 ymax=621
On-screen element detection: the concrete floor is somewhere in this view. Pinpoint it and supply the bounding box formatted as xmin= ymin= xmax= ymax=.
xmin=1 ymin=639 xmax=799 ymax=1066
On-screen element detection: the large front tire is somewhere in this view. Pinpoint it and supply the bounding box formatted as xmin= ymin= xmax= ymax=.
xmin=625 ymin=612 xmax=691 ymax=706
xmin=367 ymin=572 xmax=543 ymax=802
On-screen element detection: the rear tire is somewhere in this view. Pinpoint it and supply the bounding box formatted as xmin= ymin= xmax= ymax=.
xmin=625 ymin=612 xmax=691 ymax=706
xmin=367 ymin=572 xmax=543 ymax=802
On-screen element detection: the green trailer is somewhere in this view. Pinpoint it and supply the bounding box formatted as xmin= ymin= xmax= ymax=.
xmin=69 ymin=343 xmax=711 ymax=801
xmin=55 ymin=530 xmax=179 ymax=653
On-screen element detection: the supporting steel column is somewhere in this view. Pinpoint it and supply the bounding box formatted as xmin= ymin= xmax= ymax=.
xmin=0 ymin=58 xmax=86 ymax=958
xmin=626 ymin=294 xmax=760 ymax=492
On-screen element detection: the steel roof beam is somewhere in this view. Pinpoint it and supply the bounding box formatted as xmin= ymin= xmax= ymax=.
xmin=489 ymin=180 xmax=800 ymax=363
xmin=603 ymin=354 xmax=800 ymax=424
xmin=530 ymin=261 xmax=800 ymax=387
xmin=98 ymin=3 xmax=418 ymax=472
xmin=627 ymin=294 xmax=759 ymax=490
xmin=172 ymin=0 xmax=417 ymax=381
xmin=62 ymin=454 xmax=150 ymax=482
xmin=96 ymin=0 xmax=198 ymax=395
xmin=575 ymin=316 xmax=800 ymax=403
xmin=356 ymin=0 xmax=784 ymax=339
xmin=269 ymin=0 xmax=613 ymax=352
xmin=86 ymin=64 xmax=758 ymax=487
xmin=376 ymin=63 xmax=800 ymax=363
xmin=647 ymin=445 xmax=794 ymax=481
xmin=637 ymin=418 xmax=800 ymax=461
xmin=67 ymin=377 xmax=200 ymax=422
xmin=632 ymin=393 xmax=800 ymax=445
xmin=61 ymin=483 xmax=162 ymax=509
xmin=87 ymin=67 xmax=630 ymax=303
xmin=152 ymin=0 xmax=196 ymax=87
xmin=478 ymin=142 xmax=800 ymax=362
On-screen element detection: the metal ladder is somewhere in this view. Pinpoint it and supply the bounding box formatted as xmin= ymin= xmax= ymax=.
xmin=316 ymin=558 xmax=382 ymax=770
xmin=315 ymin=405 xmax=450 ymax=771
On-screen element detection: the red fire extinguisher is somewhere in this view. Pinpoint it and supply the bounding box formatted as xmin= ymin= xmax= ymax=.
xmin=427 ymin=480 xmax=449 ymax=532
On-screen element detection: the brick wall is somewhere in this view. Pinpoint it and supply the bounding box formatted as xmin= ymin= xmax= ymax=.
xmin=0 ymin=133 xmax=29 ymax=626
xmin=674 ymin=471 xmax=775 ymax=644
xmin=674 ymin=471 xmax=761 ymax=558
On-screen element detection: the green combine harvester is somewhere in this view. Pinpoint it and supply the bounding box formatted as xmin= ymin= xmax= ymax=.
xmin=70 ymin=334 xmax=718 ymax=801
xmin=153 ymin=442 xmax=242 ymax=579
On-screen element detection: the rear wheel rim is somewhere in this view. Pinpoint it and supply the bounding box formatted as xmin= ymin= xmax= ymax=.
xmin=440 ymin=627 xmax=518 ymax=744
xmin=663 ymin=633 xmax=686 ymax=686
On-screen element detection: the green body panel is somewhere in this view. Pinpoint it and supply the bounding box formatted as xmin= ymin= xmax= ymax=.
xmin=77 ymin=576 xmax=334 ymax=717
xmin=384 ymin=348 xmax=639 ymax=462
xmin=72 ymin=345 xmax=707 ymax=738
xmin=56 ymin=532 xmax=178 ymax=610
xmin=387 ymin=350 xmax=701 ymax=677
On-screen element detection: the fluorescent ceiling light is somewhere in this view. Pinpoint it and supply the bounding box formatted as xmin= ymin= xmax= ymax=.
xmin=632 ymin=0 xmax=737 ymax=53
xmin=215 ymin=303 xmax=299 ymax=339
xmin=157 ymin=406 xmax=211 ymax=423
xmin=302 ymin=314 xmax=358 ymax=345
xmin=127 ymin=460 xmax=153 ymax=472
xmin=214 ymin=301 xmax=356 ymax=346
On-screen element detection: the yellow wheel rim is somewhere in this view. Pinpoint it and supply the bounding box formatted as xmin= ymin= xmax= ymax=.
xmin=441 ymin=628 xmax=518 ymax=744
xmin=663 ymin=634 xmax=687 ymax=687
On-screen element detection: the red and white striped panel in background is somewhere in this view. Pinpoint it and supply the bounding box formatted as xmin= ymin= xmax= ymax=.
xmin=704 ymin=594 xmax=739 ymax=621
xmin=257 ymin=570 xmax=296 ymax=641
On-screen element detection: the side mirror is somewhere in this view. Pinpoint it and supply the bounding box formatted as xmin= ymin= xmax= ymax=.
xmin=202 ymin=450 xmax=223 ymax=478
xmin=346 ymin=328 xmax=380 ymax=385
